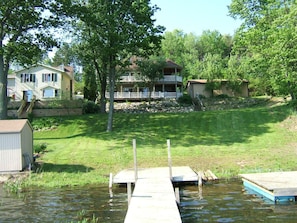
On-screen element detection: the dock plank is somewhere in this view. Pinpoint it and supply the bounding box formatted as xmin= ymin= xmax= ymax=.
xmin=124 ymin=178 xmax=181 ymax=223
xmin=118 ymin=167 xmax=197 ymax=223
xmin=113 ymin=166 xmax=198 ymax=184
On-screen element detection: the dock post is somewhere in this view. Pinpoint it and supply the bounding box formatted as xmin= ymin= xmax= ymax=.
xmin=167 ymin=139 xmax=172 ymax=180
xmin=127 ymin=182 xmax=132 ymax=205
xmin=175 ymin=187 xmax=180 ymax=205
xmin=197 ymin=172 xmax=203 ymax=200
xmin=133 ymin=139 xmax=138 ymax=182
xmin=109 ymin=172 xmax=113 ymax=198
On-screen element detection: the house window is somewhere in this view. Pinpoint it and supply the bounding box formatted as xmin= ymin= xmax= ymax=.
xmin=43 ymin=89 xmax=53 ymax=98
xmin=20 ymin=73 xmax=35 ymax=83
xmin=42 ymin=73 xmax=58 ymax=82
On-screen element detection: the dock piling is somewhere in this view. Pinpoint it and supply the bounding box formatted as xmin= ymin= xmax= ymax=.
xmin=133 ymin=139 xmax=138 ymax=182
xmin=109 ymin=172 xmax=113 ymax=198
xmin=127 ymin=182 xmax=132 ymax=205
xmin=167 ymin=139 xmax=172 ymax=180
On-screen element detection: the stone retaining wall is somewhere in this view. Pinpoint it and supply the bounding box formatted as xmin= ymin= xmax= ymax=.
xmin=8 ymin=108 xmax=82 ymax=118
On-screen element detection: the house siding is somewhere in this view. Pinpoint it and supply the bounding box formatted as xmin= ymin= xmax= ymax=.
xmin=187 ymin=80 xmax=249 ymax=98
xmin=10 ymin=64 xmax=74 ymax=101
xmin=109 ymin=59 xmax=183 ymax=101
xmin=0 ymin=133 xmax=22 ymax=172
xmin=20 ymin=123 xmax=33 ymax=169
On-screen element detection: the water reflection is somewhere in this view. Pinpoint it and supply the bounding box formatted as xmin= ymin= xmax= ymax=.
xmin=0 ymin=185 xmax=128 ymax=223
xmin=1 ymin=179 xmax=297 ymax=222
xmin=179 ymin=179 xmax=297 ymax=223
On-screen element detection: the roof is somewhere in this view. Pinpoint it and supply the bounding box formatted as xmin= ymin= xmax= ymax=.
xmin=165 ymin=60 xmax=182 ymax=69
xmin=8 ymin=74 xmax=16 ymax=79
xmin=127 ymin=57 xmax=182 ymax=71
xmin=187 ymin=79 xmax=249 ymax=84
xmin=0 ymin=119 xmax=32 ymax=133
xmin=54 ymin=65 xmax=74 ymax=76
xmin=15 ymin=64 xmax=74 ymax=80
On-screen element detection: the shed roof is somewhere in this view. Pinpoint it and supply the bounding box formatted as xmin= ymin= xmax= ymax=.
xmin=187 ymin=79 xmax=249 ymax=84
xmin=0 ymin=119 xmax=31 ymax=133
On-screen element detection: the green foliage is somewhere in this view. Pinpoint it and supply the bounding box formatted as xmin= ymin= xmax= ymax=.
xmin=161 ymin=30 xmax=233 ymax=81
xmin=73 ymin=210 xmax=99 ymax=223
xmin=82 ymin=101 xmax=100 ymax=114
xmin=27 ymin=112 xmax=34 ymax=123
xmin=136 ymin=56 xmax=167 ymax=102
xmin=83 ymin=65 xmax=98 ymax=102
xmin=177 ymin=94 xmax=192 ymax=105
xmin=0 ymin=0 xmax=68 ymax=119
xmin=71 ymin=0 xmax=165 ymax=130
xmin=34 ymin=143 xmax=47 ymax=153
xmin=4 ymin=180 xmax=24 ymax=194
xmin=25 ymin=101 xmax=297 ymax=187
xmin=214 ymin=94 xmax=230 ymax=99
xmin=229 ymin=0 xmax=297 ymax=98
xmin=31 ymin=117 xmax=60 ymax=131
xmin=205 ymin=81 xmax=221 ymax=91
xmin=287 ymin=99 xmax=297 ymax=111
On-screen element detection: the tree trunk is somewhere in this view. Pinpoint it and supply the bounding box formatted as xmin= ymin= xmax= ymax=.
xmin=94 ymin=59 xmax=107 ymax=113
xmin=0 ymin=55 xmax=8 ymax=120
xmin=99 ymin=72 xmax=107 ymax=113
xmin=287 ymin=80 xmax=296 ymax=100
xmin=107 ymin=56 xmax=116 ymax=132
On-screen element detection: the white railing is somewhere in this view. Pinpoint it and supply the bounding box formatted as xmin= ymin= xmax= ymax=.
xmin=119 ymin=75 xmax=182 ymax=83
xmin=105 ymin=91 xmax=182 ymax=99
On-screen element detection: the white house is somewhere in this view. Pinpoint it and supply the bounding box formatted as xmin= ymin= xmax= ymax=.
xmin=8 ymin=64 xmax=75 ymax=101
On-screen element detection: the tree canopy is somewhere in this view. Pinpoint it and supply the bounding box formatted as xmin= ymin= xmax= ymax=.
xmin=0 ymin=0 xmax=68 ymax=119
xmin=70 ymin=0 xmax=165 ymax=131
xmin=229 ymin=0 xmax=297 ymax=98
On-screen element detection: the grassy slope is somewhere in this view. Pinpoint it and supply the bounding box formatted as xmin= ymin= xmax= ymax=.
xmin=28 ymin=103 xmax=297 ymax=187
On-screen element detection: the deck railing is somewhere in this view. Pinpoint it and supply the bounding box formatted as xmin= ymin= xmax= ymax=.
xmin=119 ymin=75 xmax=182 ymax=83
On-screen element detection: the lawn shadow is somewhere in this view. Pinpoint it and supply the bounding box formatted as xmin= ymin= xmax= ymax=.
xmin=33 ymin=104 xmax=292 ymax=148
xmin=36 ymin=162 xmax=94 ymax=173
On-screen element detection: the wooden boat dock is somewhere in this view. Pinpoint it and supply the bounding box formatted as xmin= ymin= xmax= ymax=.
xmin=112 ymin=139 xmax=218 ymax=222
xmin=113 ymin=166 xmax=199 ymax=223
xmin=240 ymin=171 xmax=297 ymax=203
xmin=113 ymin=166 xmax=199 ymax=184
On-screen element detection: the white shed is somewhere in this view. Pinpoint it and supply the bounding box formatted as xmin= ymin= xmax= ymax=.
xmin=0 ymin=119 xmax=33 ymax=172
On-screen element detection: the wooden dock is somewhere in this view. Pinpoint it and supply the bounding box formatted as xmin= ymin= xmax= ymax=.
xmin=113 ymin=166 xmax=199 ymax=184
xmin=114 ymin=166 xmax=198 ymax=223
xmin=240 ymin=171 xmax=297 ymax=203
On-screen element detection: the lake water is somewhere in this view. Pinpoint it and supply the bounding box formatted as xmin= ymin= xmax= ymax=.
xmin=1 ymin=179 xmax=297 ymax=222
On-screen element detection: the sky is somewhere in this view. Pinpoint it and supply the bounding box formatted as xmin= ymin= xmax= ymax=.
xmin=151 ymin=0 xmax=242 ymax=36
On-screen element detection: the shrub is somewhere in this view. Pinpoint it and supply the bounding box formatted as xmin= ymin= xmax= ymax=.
xmin=82 ymin=101 xmax=100 ymax=114
xmin=31 ymin=117 xmax=60 ymax=131
xmin=214 ymin=94 xmax=230 ymax=99
xmin=34 ymin=143 xmax=47 ymax=153
xmin=287 ymin=99 xmax=297 ymax=111
xmin=177 ymin=94 xmax=193 ymax=105
xmin=27 ymin=113 xmax=34 ymax=123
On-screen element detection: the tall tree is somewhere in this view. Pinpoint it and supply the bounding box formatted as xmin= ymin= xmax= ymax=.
xmin=161 ymin=29 xmax=185 ymax=67
xmin=76 ymin=0 xmax=164 ymax=132
xmin=136 ymin=56 xmax=166 ymax=103
xmin=0 ymin=0 xmax=68 ymax=119
xmin=229 ymin=0 xmax=297 ymax=98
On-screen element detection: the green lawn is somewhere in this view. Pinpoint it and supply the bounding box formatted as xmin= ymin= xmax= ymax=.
xmin=26 ymin=104 xmax=297 ymax=187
